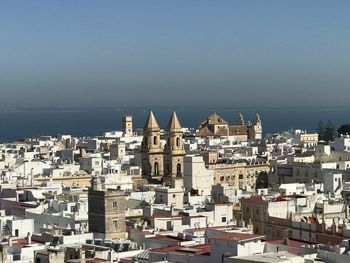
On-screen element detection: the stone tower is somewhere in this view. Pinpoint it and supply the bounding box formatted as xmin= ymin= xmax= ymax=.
xmin=88 ymin=176 xmax=126 ymax=240
xmin=122 ymin=115 xmax=133 ymax=136
xmin=141 ymin=111 xmax=164 ymax=179
xmin=164 ymin=111 xmax=185 ymax=179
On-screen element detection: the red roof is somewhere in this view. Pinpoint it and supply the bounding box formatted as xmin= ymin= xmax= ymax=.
xmin=7 ymin=238 xmax=42 ymax=249
xmin=151 ymin=243 xmax=210 ymax=255
xmin=287 ymin=249 xmax=301 ymax=255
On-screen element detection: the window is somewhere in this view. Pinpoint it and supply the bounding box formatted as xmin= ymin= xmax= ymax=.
xmin=166 ymin=163 xmax=170 ymax=175
xmin=153 ymin=136 xmax=158 ymax=145
xmin=113 ymin=220 xmax=118 ymax=229
xmin=239 ymin=174 xmax=243 ymax=179
xmin=113 ymin=202 xmax=118 ymax=209
xmin=177 ymin=163 xmax=181 ymax=176
xmin=176 ymin=137 xmax=180 ymax=147
xmin=154 ymin=162 xmax=159 ymax=175
xmin=173 ymin=194 xmax=176 ymax=198
xmin=221 ymin=217 xmax=227 ymax=223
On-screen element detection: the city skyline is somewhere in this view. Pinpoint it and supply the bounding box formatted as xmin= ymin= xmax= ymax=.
xmin=1 ymin=1 xmax=350 ymax=108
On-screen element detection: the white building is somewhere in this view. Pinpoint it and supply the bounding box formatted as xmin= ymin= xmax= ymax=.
xmin=332 ymin=135 xmax=350 ymax=152
xmin=184 ymin=155 xmax=213 ymax=196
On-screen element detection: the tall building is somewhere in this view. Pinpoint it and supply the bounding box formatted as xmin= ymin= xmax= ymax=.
xmin=141 ymin=111 xmax=164 ymax=180
xmin=122 ymin=115 xmax=133 ymax=136
xmin=140 ymin=111 xmax=185 ymax=182
xmin=164 ymin=111 xmax=185 ymax=179
xmin=88 ymin=176 xmax=126 ymax=240
xmin=248 ymin=113 xmax=263 ymax=141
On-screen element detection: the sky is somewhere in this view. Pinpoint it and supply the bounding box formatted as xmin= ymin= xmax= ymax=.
xmin=1 ymin=1 xmax=350 ymax=108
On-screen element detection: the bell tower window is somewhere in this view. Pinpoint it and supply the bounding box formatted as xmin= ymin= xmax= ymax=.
xmin=176 ymin=137 xmax=180 ymax=147
xmin=154 ymin=162 xmax=159 ymax=175
xmin=176 ymin=163 xmax=181 ymax=176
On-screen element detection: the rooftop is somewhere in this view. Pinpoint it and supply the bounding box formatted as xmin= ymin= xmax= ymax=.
xmin=267 ymin=238 xmax=316 ymax=246
xmin=228 ymin=252 xmax=302 ymax=263
xmin=151 ymin=243 xmax=210 ymax=255
xmin=210 ymin=233 xmax=265 ymax=242
xmin=4 ymin=238 xmax=43 ymax=249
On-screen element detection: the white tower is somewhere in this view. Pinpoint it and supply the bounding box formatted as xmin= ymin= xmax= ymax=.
xmin=253 ymin=113 xmax=262 ymax=140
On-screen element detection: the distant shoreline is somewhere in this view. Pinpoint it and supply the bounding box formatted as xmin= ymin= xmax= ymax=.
xmin=0 ymin=106 xmax=349 ymax=112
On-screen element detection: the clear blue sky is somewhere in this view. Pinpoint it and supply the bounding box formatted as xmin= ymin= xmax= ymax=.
xmin=1 ymin=1 xmax=350 ymax=108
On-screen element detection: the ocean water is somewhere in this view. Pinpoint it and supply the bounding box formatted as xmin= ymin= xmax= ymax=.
xmin=0 ymin=107 xmax=350 ymax=143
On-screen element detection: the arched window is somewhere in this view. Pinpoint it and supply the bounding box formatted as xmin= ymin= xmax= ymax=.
xmin=176 ymin=137 xmax=180 ymax=147
xmin=176 ymin=163 xmax=181 ymax=176
xmin=154 ymin=162 xmax=159 ymax=175
xmin=153 ymin=136 xmax=158 ymax=145
xmin=166 ymin=163 xmax=170 ymax=175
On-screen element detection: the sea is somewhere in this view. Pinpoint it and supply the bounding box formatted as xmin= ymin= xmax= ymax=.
xmin=0 ymin=107 xmax=349 ymax=143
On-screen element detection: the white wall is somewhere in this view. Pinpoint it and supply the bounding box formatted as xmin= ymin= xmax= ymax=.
xmin=184 ymin=155 xmax=213 ymax=196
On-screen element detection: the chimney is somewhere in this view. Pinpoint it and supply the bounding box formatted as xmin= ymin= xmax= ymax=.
xmin=8 ymin=237 xmax=13 ymax=246
xmin=27 ymin=232 xmax=32 ymax=244
xmin=80 ymin=249 xmax=86 ymax=263
xmin=332 ymin=218 xmax=337 ymax=235
xmin=107 ymin=249 xmax=113 ymax=262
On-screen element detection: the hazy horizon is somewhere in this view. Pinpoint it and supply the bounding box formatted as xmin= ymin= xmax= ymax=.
xmin=1 ymin=1 xmax=350 ymax=108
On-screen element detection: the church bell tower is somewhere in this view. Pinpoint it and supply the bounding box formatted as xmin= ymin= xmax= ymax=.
xmin=141 ymin=111 xmax=164 ymax=179
xmin=164 ymin=111 xmax=185 ymax=179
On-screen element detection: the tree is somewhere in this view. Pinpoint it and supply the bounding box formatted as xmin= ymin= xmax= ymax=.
xmin=324 ymin=120 xmax=335 ymax=142
xmin=316 ymin=121 xmax=325 ymax=140
xmin=255 ymin=171 xmax=269 ymax=189
xmin=338 ymin=123 xmax=350 ymax=136
xmin=317 ymin=120 xmax=335 ymax=142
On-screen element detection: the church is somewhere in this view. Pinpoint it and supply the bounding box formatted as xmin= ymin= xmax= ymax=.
xmin=196 ymin=112 xmax=262 ymax=141
xmin=140 ymin=111 xmax=185 ymax=182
